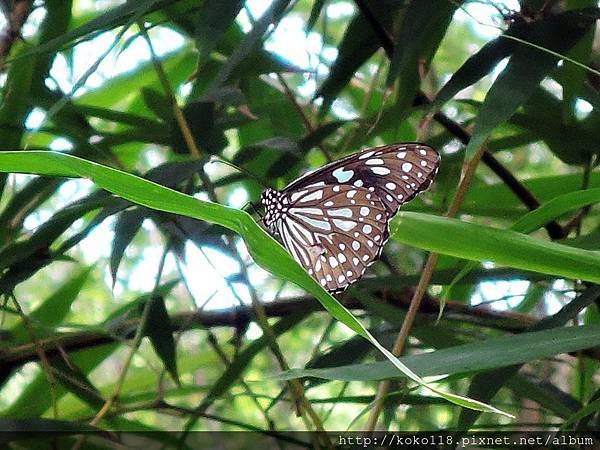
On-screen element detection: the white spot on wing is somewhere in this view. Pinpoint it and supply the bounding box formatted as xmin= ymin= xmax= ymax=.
xmin=299 ymin=190 xmax=324 ymax=203
xmin=371 ymin=167 xmax=391 ymax=175
xmin=353 ymin=179 xmax=364 ymax=187
xmin=327 ymin=208 xmax=353 ymax=218
xmin=397 ymin=151 xmax=407 ymax=159
xmin=332 ymin=219 xmax=358 ymax=231
xmin=290 ymin=211 xmax=331 ymax=231
xmin=289 ymin=207 xmax=323 ymax=216
xmin=360 ymin=207 xmax=370 ymax=216
xmin=363 ymin=224 xmax=372 ymax=234
xmin=332 ymin=167 xmax=354 ymax=182
xmin=385 ymin=182 xmax=396 ymax=190
xmin=290 ymin=190 xmax=308 ymax=202
xmin=359 ymin=150 xmax=375 ymax=159
xmin=365 ymin=158 xmax=384 ymax=165
xmin=402 ymin=162 xmax=413 ymax=172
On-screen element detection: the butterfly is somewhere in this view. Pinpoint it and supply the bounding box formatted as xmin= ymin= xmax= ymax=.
xmin=259 ymin=143 xmax=440 ymax=293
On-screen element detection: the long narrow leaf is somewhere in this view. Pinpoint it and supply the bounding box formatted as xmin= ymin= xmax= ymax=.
xmin=391 ymin=212 xmax=600 ymax=283
xmin=0 ymin=150 xmax=507 ymax=416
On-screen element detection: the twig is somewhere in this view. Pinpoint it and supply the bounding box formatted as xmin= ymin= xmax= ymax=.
xmin=0 ymin=293 xmax=545 ymax=371
xmin=71 ymin=245 xmax=170 ymax=450
xmin=277 ymin=72 xmax=333 ymax=161
xmin=8 ymin=293 xmax=58 ymax=418
xmin=138 ymin=22 xmax=202 ymax=159
xmin=0 ymin=0 xmax=33 ymax=67
xmin=366 ymin=144 xmax=488 ymax=430
xmin=353 ymin=0 xmax=565 ymax=240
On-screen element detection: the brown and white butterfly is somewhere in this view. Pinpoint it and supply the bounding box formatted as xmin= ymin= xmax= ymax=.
xmin=259 ymin=143 xmax=440 ymax=293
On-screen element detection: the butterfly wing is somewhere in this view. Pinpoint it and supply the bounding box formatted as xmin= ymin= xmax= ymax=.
xmin=275 ymin=184 xmax=388 ymax=293
xmin=266 ymin=143 xmax=440 ymax=293
xmin=283 ymin=143 xmax=440 ymax=217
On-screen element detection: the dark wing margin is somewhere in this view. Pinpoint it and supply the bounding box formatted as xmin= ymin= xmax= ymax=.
xmin=282 ymin=144 xmax=440 ymax=217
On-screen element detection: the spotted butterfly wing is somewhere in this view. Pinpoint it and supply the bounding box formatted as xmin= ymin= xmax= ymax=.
xmin=260 ymin=143 xmax=440 ymax=293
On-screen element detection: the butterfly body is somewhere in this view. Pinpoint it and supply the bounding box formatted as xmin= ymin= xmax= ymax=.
xmin=260 ymin=143 xmax=440 ymax=293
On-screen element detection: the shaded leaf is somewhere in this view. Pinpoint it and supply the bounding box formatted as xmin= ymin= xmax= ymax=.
xmin=457 ymin=285 xmax=600 ymax=429
xmin=432 ymin=22 xmax=525 ymax=109
xmin=386 ymin=0 xmax=457 ymax=112
xmin=0 ymin=418 xmax=98 ymax=438
xmin=10 ymin=267 xmax=92 ymax=343
xmin=316 ymin=0 xmax=400 ymax=113
xmin=464 ymin=9 xmax=599 ymax=159
xmin=277 ymin=324 xmax=600 ymax=381
xmin=110 ymin=207 xmax=146 ymax=285
xmin=143 ymin=296 xmax=179 ymax=384
xmin=194 ymin=0 xmax=245 ymax=61
xmin=49 ymin=356 xmax=105 ymax=409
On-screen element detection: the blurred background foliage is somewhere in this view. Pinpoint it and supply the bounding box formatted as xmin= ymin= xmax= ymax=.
xmin=0 ymin=0 xmax=599 ymax=443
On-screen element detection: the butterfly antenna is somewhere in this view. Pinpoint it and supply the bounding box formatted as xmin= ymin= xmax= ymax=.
xmin=209 ymin=156 xmax=269 ymax=189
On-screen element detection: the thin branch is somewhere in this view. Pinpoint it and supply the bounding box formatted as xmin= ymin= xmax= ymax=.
xmin=353 ymin=0 xmax=565 ymax=240
xmin=0 ymin=0 xmax=33 ymax=67
xmin=366 ymin=142 xmax=488 ymax=430
xmin=71 ymin=244 xmax=170 ymax=450
xmin=0 ymin=293 xmax=546 ymax=371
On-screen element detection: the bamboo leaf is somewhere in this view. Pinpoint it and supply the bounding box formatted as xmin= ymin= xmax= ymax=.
xmin=0 ymin=150 xmax=508 ymax=416
xmin=391 ymin=212 xmax=600 ymax=283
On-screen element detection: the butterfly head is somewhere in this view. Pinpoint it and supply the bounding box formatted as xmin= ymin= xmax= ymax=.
xmin=259 ymin=188 xmax=284 ymax=233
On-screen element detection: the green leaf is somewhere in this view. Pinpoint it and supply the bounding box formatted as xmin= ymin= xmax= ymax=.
xmin=386 ymin=0 xmax=456 ymax=111
xmin=511 ymin=188 xmax=600 ymax=233
xmin=143 ymin=296 xmax=179 ymax=384
xmin=194 ymin=0 xmax=244 ymax=61
xmin=10 ymin=267 xmax=93 ymax=343
xmin=316 ymin=0 xmax=399 ymax=113
xmin=196 ymin=312 xmax=309 ymax=414
xmin=0 ymin=150 xmax=508 ymax=416
xmin=391 ymin=212 xmax=600 ymax=283
xmin=110 ymin=207 xmax=146 ymax=285
xmin=457 ymin=285 xmax=600 ymax=429
xmin=464 ymin=9 xmax=598 ymax=159
xmin=431 ymin=27 xmax=521 ymax=109
xmin=276 ymin=325 xmax=600 ymax=381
